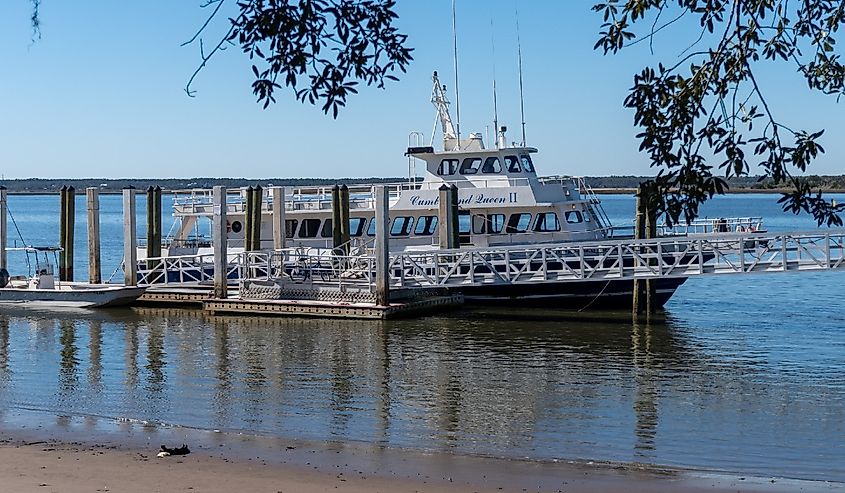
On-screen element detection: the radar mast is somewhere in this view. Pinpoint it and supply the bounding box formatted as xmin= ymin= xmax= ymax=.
xmin=431 ymin=71 xmax=459 ymax=151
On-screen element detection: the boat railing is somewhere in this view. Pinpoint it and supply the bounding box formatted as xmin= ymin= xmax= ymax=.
xmin=171 ymin=177 xmax=548 ymax=214
xmin=658 ymin=217 xmax=764 ymax=236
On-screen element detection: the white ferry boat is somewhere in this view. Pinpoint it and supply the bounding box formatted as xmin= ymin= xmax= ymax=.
xmin=142 ymin=73 xmax=762 ymax=308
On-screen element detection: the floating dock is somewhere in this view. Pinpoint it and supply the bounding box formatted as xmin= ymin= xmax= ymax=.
xmin=204 ymin=294 xmax=464 ymax=320
xmin=134 ymin=282 xmax=463 ymax=319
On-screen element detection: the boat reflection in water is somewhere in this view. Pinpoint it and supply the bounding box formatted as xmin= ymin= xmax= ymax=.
xmin=0 ymin=307 xmax=842 ymax=482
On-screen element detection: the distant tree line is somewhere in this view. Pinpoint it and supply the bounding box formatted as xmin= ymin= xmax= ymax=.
xmin=586 ymin=175 xmax=845 ymax=192
xmin=2 ymin=176 xmax=844 ymax=194
xmin=0 ymin=177 xmax=409 ymax=193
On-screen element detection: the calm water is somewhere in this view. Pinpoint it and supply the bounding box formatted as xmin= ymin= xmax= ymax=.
xmin=1 ymin=193 xmax=844 ymax=482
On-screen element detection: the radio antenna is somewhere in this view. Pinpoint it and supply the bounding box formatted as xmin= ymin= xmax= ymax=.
xmin=452 ymin=0 xmax=462 ymax=150
xmin=516 ymin=3 xmax=527 ymax=146
xmin=491 ymin=17 xmax=500 ymax=149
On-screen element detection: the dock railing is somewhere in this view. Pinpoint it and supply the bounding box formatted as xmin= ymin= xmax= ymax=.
xmin=136 ymin=229 xmax=845 ymax=291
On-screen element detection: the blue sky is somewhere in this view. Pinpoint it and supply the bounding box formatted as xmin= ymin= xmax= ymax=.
xmin=0 ymin=1 xmax=842 ymax=179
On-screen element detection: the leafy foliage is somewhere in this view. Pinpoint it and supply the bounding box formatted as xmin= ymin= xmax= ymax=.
xmin=185 ymin=0 xmax=413 ymax=115
xmin=594 ymin=0 xmax=845 ymax=226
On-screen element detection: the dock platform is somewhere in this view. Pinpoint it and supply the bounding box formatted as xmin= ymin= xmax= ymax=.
xmin=203 ymin=294 xmax=463 ymax=319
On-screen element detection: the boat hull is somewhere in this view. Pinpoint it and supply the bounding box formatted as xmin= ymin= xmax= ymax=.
xmin=455 ymin=277 xmax=687 ymax=309
xmin=0 ymin=285 xmax=147 ymax=308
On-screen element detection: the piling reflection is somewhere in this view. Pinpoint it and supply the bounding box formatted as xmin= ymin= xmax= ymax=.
xmin=124 ymin=320 xmax=139 ymax=389
xmin=212 ymin=318 xmax=232 ymax=423
xmin=88 ymin=320 xmax=103 ymax=390
xmin=58 ymin=319 xmax=79 ymax=391
xmin=0 ymin=318 xmax=9 ymax=385
xmin=145 ymin=321 xmax=166 ymax=394
xmin=631 ymin=321 xmax=658 ymax=458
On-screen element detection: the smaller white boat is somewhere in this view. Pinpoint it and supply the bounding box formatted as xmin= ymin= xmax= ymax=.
xmin=0 ymin=247 xmax=146 ymax=309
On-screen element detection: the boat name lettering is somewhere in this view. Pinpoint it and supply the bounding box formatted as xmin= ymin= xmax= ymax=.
xmin=474 ymin=194 xmax=510 ymax=205
xmin=408 ymin=193 xmax=517 ymax=206
xmin=409 ymin=196 xmax=439 ymax=206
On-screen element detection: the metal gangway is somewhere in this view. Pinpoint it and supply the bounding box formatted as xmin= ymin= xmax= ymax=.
xmin=385 ymin=230 xmax=845 ymax=287
xmin=136 ymin=230 xmax=845 ymax=291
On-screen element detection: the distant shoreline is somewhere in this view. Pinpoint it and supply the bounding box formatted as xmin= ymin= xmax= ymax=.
xmin=6 ymin=187 xmax=845 ymax=196
xmin=3 ymin=176 xmax=845 ymax=195
xmin=591 ymin=187 xmax=845 ymax=194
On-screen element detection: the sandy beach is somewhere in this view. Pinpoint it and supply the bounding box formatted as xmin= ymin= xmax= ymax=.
xmin=1 ymin=419 xmax=839 ymax=493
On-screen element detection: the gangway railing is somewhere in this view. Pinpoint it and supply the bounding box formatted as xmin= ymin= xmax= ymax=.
xmin=385 ymin=230 xmax=845 ymax=287
xmin=137 ymin=252 xmax=240 ymax=286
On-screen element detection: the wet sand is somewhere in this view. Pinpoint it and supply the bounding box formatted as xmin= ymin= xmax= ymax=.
xmin=1 ymin=419 xmax=839 ymax=493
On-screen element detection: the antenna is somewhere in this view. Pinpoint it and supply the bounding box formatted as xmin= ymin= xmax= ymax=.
xmin=516 ymin=3 xmax=527 ymax=146
xmin=491 ymin=17 xmax=500 ymax=149
xmin=452 ymin=0 xmax=462 ymax=150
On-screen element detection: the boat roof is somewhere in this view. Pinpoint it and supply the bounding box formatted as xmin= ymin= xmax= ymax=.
xmin=405 ymin=146 xmax=539 ymax=158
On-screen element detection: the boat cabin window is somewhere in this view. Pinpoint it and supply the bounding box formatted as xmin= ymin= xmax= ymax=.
xmin=391 ymin=217 xmax=414 ymax=236
xmin=482 ymin=157 xmax=501 ymax=174
xmin=321 ymin=219 xmax=333 ymax=238
xmin=285 ymin=219 xmax=298 ymax=238
xmin=437 ymin=159 xmax=459 ymax=176
xmin=473 ymin=213 xmax=505 ymax=234
xmin=459 ymin=157 xmax=482 ymax=174
xmin=505 ymin=155 xmax=521 ymax=173
xmin=565 ymin=211 xmax=583 ymax=224
xmin=458 ymin=211 xmax=471 ymax=234
xmin=415 ymin=216 xmax=438 ymax=235
xmin=367 ymin=219 xmax=376 ymax=236
xmin=534 ymin=212 xmax=560 ymax=232
xmin=299 ymin=218 xmax=322 ymax=238
xmin=520 ymin=154 xmax=535 ymax=173
xmin=506 ymin=213 xmax=532 ymax=233
xmin=349 ymin=218 xmax=367 ymax=237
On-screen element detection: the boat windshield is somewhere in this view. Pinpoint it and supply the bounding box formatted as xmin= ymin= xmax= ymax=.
xmin=520 ymin=154 xmax=535 ymax=173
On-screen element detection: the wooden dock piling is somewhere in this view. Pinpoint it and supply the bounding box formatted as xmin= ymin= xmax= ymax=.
xmin=331 ymin=184 xmax=342 ymax=251
xmin=86 ymin=187 xmax=101 ymax=284
xmin=122 ymin=187 xmax=138 ymax=286
xmin=374 ymin=186 xmax=390 ymax=306
xmin=633 ymin=185 xmax=657 ymax=318
xmin=449 ymin=184 xmax=460 ymax=246
xmin=271 ymin=186 xmax=286 ymax=250
xmin=146 ymin=186 xmax=162 ymax=271
xmin=437 ymin=185 xmax=451 ymax=249
xmin=0 ymin=186 xmax=7 ymax=271
xmin=244 ymin=186 xmax=255 ymax=251
xmin=212 ymin=186 xmax=228 ymax=299
xmin=339 ymin=184 xmax=351 ymax=253
xmin=59 ymin=185 xmax=75 ymax=281
xmin=244 ymin=185 xmax=262 ymax=251
xmin=252 ymin=185 xmax=263 ymax=250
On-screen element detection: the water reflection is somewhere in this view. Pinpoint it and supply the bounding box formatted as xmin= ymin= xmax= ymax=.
xmin=88 ymin=320 xmax=102 ymax=390
xmin=0 ymin=318 xmax=10 ymax=385
xmin=0 ymin=306 xmax=841 ymax=482
xmin=124 ymin=320 xmax=139 ymax=388
xmin=213 ymin=319 xmax=232 ymax=423
xmin=631 ymin=321 xmax=658 ymax=458
xmin=145 ymin=321 xmax=166 ymax=394
xmin=59 ymin=319 xmax=79 ymax=391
